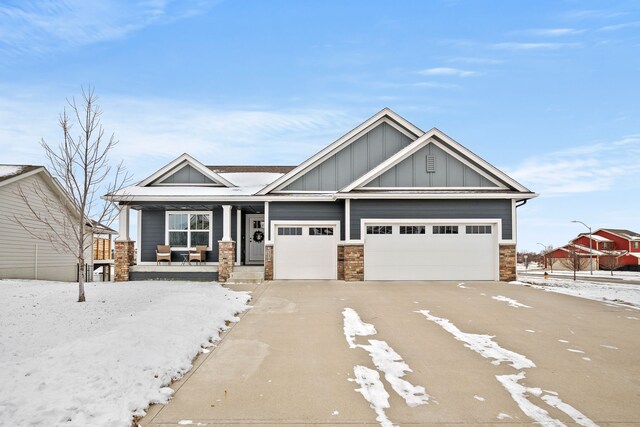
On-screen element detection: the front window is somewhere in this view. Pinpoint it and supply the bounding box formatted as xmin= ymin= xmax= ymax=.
xmin=167 ymin=212 xmax=211 ymax=249
xmin=634 ymin=242 xmax=639 ymax=249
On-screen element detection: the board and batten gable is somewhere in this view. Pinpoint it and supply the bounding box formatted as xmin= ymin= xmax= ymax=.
xmin=154 ymin=164 xmax=219 ymax=185
xmin=139 ymin=207 xmax=237 ymax=263
xmin=283 ymin=122 xmax=414 ymax=191
xmin=0 ymin=173 xmax=79 ymax=281
xmin=349 ymin=199 xmax=513 ymax=240
xmin=364 ymin=143 xmax=498 ymax=188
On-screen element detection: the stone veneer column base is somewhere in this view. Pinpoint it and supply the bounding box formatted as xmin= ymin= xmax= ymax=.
xmin=499 ymin=244 xmax=517 ymax=282
xmin=264 ymin=244 xmax=274 ymax=280
xmin=115 ymin=240 xmax=135 ymax=282
xmin=218 ymin=240 xmax=236 ymax=283
xmin=344 ymin=244 xmax=364 ymax=281
xmin=337 ymin=245 xmax=345 ymax=280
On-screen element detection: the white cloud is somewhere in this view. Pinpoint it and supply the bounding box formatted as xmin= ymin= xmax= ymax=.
xmin=491 ymin=42 xmax=581 ymax=50
xmin=520 ymin=28 xmax=585 ymax=37
xmin=0 ymin=90 xmax=356 ymax=179
xmin=413 ymin=81 xmax=460 ymax=90
xmin=505 ymin=136 xmax=640 ymax=195
xmin=418 ymin=67 xmax=479 ymax=77
xmin=447 ymin=57 xmax=505 ymax=65
xmin=597 ymin=21 xmax=640 ymax=32
xmin=0 ymin=0 xmax=211 ymax=55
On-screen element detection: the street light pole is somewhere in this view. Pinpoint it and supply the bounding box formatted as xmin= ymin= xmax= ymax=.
xmin=571 ymin=220 xmax=593 ymax=275
xmin=537 ymin=242 xmax=547 ymax=269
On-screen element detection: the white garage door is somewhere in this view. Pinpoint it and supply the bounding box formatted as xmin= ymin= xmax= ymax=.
xmin=274 ymin=225 xmax=338 ymax=280
xmin=364 ymin=223 xmax=498 ymax=281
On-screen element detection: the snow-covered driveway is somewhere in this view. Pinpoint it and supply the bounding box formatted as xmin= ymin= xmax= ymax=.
xmin=140 ymin=280 xmax=640 ymax=426
xmin=0 ymin=280 xmax=251 ymax=427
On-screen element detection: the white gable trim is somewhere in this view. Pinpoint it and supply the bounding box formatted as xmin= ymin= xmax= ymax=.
xmin=340 ymin=129 xmax=530 ymax=193
xmin=138 ymin=153 xmax=235 ymax=188
xmin=257 ymin=108 xmax=424 ymax=195
xmin=431 ymin=129 xmax=530 ymax=192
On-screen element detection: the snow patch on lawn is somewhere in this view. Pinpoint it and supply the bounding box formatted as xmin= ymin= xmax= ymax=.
xmin=0 ymin=280 xmax=251 ymax=427
xmin=492 ymin=295 xmax=531 ymax=308
xmin=358 ymin=340 xmax=430 ymax=407
xmin=342 ymin=307 xmax=377 ymax=348
xmin=351 ymin=365 xmax=395 ymax=427
xmin=511 ymin=278 xmax=640 ymax=310
xmin=416 ymin=310 xmax=535 ymax=370
xmin=496 ymin=372 xmax=597 ymax=427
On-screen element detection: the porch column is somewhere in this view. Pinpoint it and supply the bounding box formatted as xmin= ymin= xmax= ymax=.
xmin=236 ymin=208 xmax=242 ymax=265
xmin=116 ymin=205 xmax=130 ymax=241
xmin=218 ymin=205 xmax=235 ymax=282
xmin=222 ymin=205 xmax=232 ymax=241
xmin=115 ymin=205 xmax=134 ymax=282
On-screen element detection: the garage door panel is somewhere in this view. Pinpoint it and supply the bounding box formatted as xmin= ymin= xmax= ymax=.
xmin=364 ymin=222 xmax=497 ymax=281
xmin=274 ymin=226 xmax=337 ymax=280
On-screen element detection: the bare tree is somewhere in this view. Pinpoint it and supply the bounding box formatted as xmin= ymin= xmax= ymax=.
xmin=16 ymin=87 xmax=130 ymax=302
xmin=560 ymin=246 xmax=585 ymax=281
xmin=600 ymin=253 xmax=620 ymax=276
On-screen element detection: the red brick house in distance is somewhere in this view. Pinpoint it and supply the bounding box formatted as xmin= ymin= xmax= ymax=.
xmin=545 ymin=228 xmax=640 ymax=271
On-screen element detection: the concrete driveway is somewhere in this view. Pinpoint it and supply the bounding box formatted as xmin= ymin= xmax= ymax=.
xmin=141 ymin=280 xmax=640 ymax=426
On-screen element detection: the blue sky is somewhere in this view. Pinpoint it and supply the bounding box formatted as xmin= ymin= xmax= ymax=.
xmin=1 ymin=0 xmax=639 ymax=252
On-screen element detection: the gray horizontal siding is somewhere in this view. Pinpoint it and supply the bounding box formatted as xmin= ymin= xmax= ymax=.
xmin=140 ymin=207 xmax=237 ymax=263
xmin=350 ymin=199 xmax=512 ymax=240
xmin=268 ymin=201 xmax=345 ymax=240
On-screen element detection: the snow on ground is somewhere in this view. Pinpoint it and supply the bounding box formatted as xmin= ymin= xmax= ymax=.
xmin=416 ymin=309 xmax=596 ymax=426
xmin=496 ymin=372 xmax=597 ymax=427
xmin=358 ymin=340 xmax=430 ymax=407
xmin=521 ymin=268 xmax=640 ymax=281
xmin=0 ymin=280 xmax=251 ymax=427
xmin=343 ymin=308 xmax=429 ymax=426
xmin=492 ymin=295 xmax=532 ymax=308
xmin=416 ymin=310 xmax=535 ymax=370
xmin=351 ymin=365 xmax=395 ymax=427
xmin=510 ymin=277 xmax=640 ymax=309
xmin=342 ymin=307 xmax=377 ymax=348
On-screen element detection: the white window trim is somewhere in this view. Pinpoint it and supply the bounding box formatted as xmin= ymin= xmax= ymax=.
xmin=165 ymin=211 xmax=213 ymax=250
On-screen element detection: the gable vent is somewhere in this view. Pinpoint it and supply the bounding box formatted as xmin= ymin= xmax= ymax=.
xmin=426 ymin=155 xmax=436 ymax=173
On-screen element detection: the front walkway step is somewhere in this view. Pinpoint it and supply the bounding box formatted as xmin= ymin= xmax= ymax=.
xmin=226 ymin=266 xmax=264 ymax=284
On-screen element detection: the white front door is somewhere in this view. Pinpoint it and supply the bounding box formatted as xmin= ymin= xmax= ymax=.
xmin=246 ymin=214 xmax=265 ymax=264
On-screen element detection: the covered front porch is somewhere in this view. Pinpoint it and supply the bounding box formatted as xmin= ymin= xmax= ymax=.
xmin=114 ymin=201 xmax=268 ymax=282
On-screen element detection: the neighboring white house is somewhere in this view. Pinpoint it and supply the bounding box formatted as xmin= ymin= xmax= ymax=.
xmin=0 ymin=165 xmax=92 ymax=282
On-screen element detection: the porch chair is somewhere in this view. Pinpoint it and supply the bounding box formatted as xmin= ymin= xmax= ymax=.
xmin=156 ymin=245 xmax=171 ymax=265
xmin=189 ymin=245 xmax=208 ymax=265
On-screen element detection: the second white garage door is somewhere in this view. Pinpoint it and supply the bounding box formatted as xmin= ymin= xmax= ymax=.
xmin=274 ymin=224 xmax=338 ymax=280
xmin=364 ymin=222 xmax=498 ymax=281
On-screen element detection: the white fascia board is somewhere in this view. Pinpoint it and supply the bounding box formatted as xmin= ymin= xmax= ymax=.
xmin=138 ymin=153 xmax=235 ymax=188
xmin=430 ymin=128 xmax=531 ymax=193
xmin=257 ymin=108 xmax=424 ymax=195
xmin=335 ymin=192 xmax=538 ymax=200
